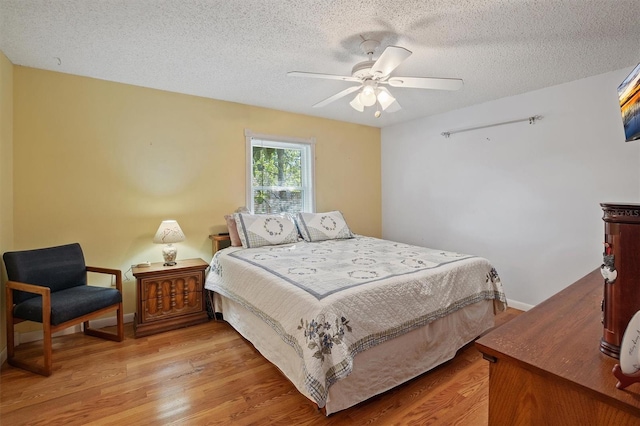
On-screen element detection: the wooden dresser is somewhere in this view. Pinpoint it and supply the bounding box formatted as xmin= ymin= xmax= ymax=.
xmin=600 ymin=202 xmax=640 ymax=357
xmin=476 ymin=269 xmax=640 ymax=425
xmin=133 ymin=258 xmax=209 ymax=337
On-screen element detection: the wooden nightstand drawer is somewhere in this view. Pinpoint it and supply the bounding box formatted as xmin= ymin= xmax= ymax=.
xmin=141 ymin=274 xmax=203 ymax=322
xmin=133 ymin=258 xmax=209 ymax=337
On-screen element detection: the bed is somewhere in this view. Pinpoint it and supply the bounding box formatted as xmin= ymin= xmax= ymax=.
xmin=204 ymin=211 xmax=507 ymax=415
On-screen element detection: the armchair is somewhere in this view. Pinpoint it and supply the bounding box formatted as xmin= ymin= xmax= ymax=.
xmin=3 ymin=243 xmax=124 ymax=376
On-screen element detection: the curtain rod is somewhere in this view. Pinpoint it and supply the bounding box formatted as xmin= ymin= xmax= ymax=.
xmin=441 ymin=115 xmax=543 ymax=138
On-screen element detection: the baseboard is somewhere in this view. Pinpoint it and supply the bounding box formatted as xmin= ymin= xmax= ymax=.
xmin=507 ymin=298 xmax=534 ymax=312
xmin=14 ymin=313 xmax=135 ymax=345
xmin=90 ymin=312 xmax=135 ymax=329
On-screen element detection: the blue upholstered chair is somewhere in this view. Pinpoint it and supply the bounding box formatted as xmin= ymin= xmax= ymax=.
xmin=3 ymin=243 xmax=124 ymax=376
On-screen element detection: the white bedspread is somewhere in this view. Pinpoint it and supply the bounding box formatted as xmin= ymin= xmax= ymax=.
xmin=205 ymin=236 xmax=506 ymax=408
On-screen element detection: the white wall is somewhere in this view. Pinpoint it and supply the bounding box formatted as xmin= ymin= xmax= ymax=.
xmin=382 ymin=68 xmax=640 ymax=307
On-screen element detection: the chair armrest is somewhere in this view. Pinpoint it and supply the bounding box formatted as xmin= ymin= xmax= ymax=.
xmin=6 ymin=280 xmax=51 ymax=297
xmin=86 ymin=266 xmax=123 ymax=292
xmin=6 ymin=280 xmax=52 ymax=327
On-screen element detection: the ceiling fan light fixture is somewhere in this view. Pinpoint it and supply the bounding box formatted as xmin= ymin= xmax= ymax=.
xmin=349 ymin=94 xmax=365 ymax=112
xmin=359 ymin=83 xmax=377 ymax=107
xmin=376 ymin=88 xmax=396 ymax=111
xmin=359 ymin=91 xmax=377 ymax=107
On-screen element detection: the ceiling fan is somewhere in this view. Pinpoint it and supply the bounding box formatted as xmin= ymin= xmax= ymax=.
xmin=288 ymin=39 xmax=463 ymax=117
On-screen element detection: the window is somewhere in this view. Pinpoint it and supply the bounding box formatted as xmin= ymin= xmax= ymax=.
xmin=245 ymin=130 xmax=315 ymax=214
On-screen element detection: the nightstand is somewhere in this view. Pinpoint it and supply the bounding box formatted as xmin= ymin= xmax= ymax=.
xmin=133 ymin=258 xmax=209 ymax=337
xmin=209 ymin=234 xmax=231 ymax=253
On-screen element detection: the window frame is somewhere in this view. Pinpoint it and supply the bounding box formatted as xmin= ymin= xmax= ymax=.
xmin=244 ymin=129 xmax=316 ymax=214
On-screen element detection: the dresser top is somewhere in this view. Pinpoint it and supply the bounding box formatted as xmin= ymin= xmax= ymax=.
xmin=476 ymin=269 xmax=640 ymax=410
xmin=132 ymin=258 xmax=208 ymax=276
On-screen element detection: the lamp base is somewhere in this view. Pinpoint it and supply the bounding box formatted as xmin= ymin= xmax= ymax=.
xmin=162 ymin=244 xmax=178 ymax=266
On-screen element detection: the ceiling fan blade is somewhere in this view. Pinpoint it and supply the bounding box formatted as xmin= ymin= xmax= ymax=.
xmin=288 ymin=71 xmax=360 ymax=83
xmin=370 ymin=46 xmax=412 ymax=77
xmin=387 ymin=76 xmax=463 ymax=91
xmin=313 ymin=85 xmax=362 ymax=108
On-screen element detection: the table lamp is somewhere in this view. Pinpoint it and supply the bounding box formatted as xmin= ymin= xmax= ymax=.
xmin=153 ymin=220 xmax=185 ymax=266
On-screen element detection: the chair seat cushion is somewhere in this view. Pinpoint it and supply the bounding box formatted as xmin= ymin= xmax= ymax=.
xmin=13 ymin=285 xmax=122 ymax=326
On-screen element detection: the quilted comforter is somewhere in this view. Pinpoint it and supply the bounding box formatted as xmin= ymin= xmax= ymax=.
xmin=205 ymin=236 xmax=506 ymax=408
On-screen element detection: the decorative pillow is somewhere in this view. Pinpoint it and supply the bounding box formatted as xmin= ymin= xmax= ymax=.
xmin=234 ymin=213 xmax=300 ymax=248
xmin=224 ymin=214 xmax=242 ymax=247
xmin=296 ymin=211 xmax=354 ymax=242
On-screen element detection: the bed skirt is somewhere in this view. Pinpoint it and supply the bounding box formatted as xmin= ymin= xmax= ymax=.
xmin=212 ymin=292 xmax=495 ymax=415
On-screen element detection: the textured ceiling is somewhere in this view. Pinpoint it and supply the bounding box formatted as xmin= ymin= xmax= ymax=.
xmin=1 ymin=0 xmax=640 ymax=128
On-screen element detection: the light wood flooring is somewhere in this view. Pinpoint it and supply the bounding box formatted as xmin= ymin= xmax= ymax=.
xmin=1 ymin=308 xmax=521 ymax=425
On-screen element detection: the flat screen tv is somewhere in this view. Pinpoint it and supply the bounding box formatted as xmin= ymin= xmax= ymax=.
xmin=618 ymin=62 xmax=640 ymax=142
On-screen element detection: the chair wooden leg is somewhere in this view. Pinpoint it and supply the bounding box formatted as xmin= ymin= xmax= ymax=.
xmin=116 ymin=301 xmax=124 ymax=341
xmin=7 ymin=322 xmax=52 ymax=376
xmin=6 ymin=288 xmax=53 ymax=376
xmin=84 ymin=328 xmax=123 ymax=341
xmin=6 ymin=286 xmax=15 ymax=362
xmin=83 ymin=303 xmax=125 ymax=342
xmin=8 ymin=358 xmax=51 ymax=376
xmin=42 ymin=320 xmax=53 ymax=376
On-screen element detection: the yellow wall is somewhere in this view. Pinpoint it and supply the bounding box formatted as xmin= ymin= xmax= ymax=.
xmin=9 ymin=66 xmax=381 ymax=330
xmin=0 ymin=52 xmax=14 ymax=353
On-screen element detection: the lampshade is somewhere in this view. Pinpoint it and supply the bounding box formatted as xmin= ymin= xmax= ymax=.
xmin=349 ymin=94 xmax=365 ymax=112
xmin=153 ymin=220 xmax=185 ymax=266
xmin=153 ymin=220 xmax=185 ymax=243
xmin=376 ymin=87 xmax=397 ymax=111
xmin=359 ymin=84 xmax=377 ymax=107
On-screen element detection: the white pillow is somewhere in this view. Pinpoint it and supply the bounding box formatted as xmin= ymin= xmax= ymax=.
xmin=234 ymin=213 xmax=300 ymax=248
xmin=296 ymin=211 xmax=354 ymax=242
